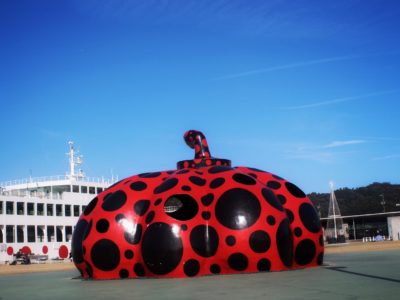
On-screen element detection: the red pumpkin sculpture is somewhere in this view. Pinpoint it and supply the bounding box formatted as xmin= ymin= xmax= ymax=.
xmin=72 ymin=130 xmax=324 ymax=279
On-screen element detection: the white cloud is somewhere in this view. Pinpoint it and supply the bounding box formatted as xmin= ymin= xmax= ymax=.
xmin=281 ymin=90 xmax=397 ymax=110
xmin=322 ymin=140 xmax=367 ymax=149
xmin=372 ymin=154 xmax=400 ymax=161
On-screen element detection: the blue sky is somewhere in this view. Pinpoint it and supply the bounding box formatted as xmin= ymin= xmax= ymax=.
xmin=1 ymin=0 xmax=399 ymax=193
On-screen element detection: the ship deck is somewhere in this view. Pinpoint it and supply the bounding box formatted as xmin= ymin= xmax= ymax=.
xmin=1 ymin=242 xmax=400 ymax=300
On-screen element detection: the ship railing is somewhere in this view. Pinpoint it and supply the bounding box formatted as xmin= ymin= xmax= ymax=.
xmin=0 ymin=175 xmax=115 ymax=188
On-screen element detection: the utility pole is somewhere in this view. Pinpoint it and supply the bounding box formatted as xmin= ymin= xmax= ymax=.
xmin=380 ymin=194 xmax=385 ymax=213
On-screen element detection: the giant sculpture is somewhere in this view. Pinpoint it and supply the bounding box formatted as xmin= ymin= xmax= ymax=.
xmin=72 ymin=130 xmax=324 ymax=279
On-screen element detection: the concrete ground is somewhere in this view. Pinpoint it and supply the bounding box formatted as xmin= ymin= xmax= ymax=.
xmin=0 ymin=249 xmax=399 ymax=300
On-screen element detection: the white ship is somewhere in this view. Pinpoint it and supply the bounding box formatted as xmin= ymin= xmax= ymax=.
xmin=0 ymin=142 xmax=114 ymax=263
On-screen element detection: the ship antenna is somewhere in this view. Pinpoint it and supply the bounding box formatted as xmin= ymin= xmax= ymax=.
xmin=67 ymin=141 xmax=84 ymax=180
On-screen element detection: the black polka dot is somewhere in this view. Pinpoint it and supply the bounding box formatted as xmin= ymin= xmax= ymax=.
xmin=154 ymin=178 xmax=179 ymax=194
xmin=166 ymin=171 xmax=174 ymax=175
xmin=182 ymin=185 xmax=191 ymax=191
xmin=228 ymin=253 xmax=248 ymax=271
xmin=262 ymin=188 xmax=283 ymax=211
xmin=267 ymin=181 xmax=281 ymax=190
xmin=130 ymin=181 xmax=147 ymax=191
xmin=96 ymin=219 xmax=109 ymax=233
xmin=285 ymin=182 xmax=306 ymax=198
xmin=248 ymin=167 xmax=267 ymax=173
xmin=317 ymin=252 xmax=324 ymax=265
xmin=115 ymin=213 xmax=125 ymax=222
xmin=295 ymin=239 xmax=316 ymax=266
xmin=276 ymin=219 xmax=293 ymax=267
xmin=138 ymin=172 xmax=161 ymax=178
xmin=249 ymin=230 xmax=271 ymax=253
xmin=154 ymin=198 xmax=162 ymax=206
xmin=190 ymin=225 xmax=219 ymax=257
xmin=142 ymin=222 xmax=183 ymax=275
xmin=266 ymin=215 xmax=276 ymax=226
xmin=72 ymin=219 xmax=89 ymax=264
xmin=85 ymin=261 xmax=93 ymax=278
xmin=277 ymin=194 xmax=286 ymax=205
xmin=134 ymin=200 xmax=150 ymax=216
xmin=134 ymin=263 xmax=145 ymax=277
xmin=83 ymin=219 xmax=92 ymax=240
xmin=232 ymin=173 xmax=256 ymax=185
xmin=201 ymin=193 xmax=214 ymax=206
xmin=184 ymin=259 xmax=200 ymax=277
xmin=119 ymin=269 xmax=129 ymax=278
xmin=146 ymin=211 xmax=155 ymax=224
xmin=208 ymin=166 xmax=233 ymax=174
xmin=91 ymin=239 xmax=120 ymax=271
xmin=210 ymin=264 xmax=221 ymax=274
xmin=189 ymin=176 xmax=206 ymax=186
xmin=202 ymin=211 xmax=211 ymax=220
xmin=294 ymin=227 xmax=302 ymax=237
xmin=299 ymin=203 xmax=321 ymax=233
xmin=164 ymin=194 xmax=198 ymax=221
xmin=101 ymin=190 xmax=127 ymax=212
xmin=226 ymin=235 xmax=236 ymax=246
xmin=195 ymin=171 xmax=203 ymax=175
xmin=216 ymin=188 xmax=261 ymax=230
xmin=124 ymin=222 xmax=142 ymax=245
xmin=176 ymin=169 xmax=189 ymax=174
xmin=124 ymin=250 xmax=134 ymax=259
xmin=273 ymin=174 xmax=284 ymax=180
xmin=249 ymin=173 xmax=258 ymax=178
xmin=84 ymin=197 xmax=98 ymax=216
xmin=181 ymin=224 xmax=188 ymax=231
xmin=210 ymin=177 xmax=225 ymax=189
xmin=257 ymin=258 xmax=271 ymax=272
xmin=285 ymin=209 xmax=295 ymax=223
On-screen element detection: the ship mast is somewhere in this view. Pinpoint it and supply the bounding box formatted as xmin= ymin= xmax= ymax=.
xmin=329 ymin=181 xmax=338 ymax=240
xmin=67 ymin=141 xmax=84 ymax=180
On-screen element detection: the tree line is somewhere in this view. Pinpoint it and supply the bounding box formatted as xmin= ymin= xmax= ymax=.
xmin=307 ymin=182 xmax=400 ymax=218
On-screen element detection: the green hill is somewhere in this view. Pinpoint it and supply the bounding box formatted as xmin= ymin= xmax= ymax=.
xmin=307 ymin=182 xmax=400 ymax=218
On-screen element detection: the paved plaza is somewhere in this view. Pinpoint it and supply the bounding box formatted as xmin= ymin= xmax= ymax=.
xmin=1 ymin=249 xmax=399 ymax=300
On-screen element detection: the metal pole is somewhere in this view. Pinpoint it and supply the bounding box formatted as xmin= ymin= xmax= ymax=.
xmin=332 ymin=190 xmax=337 ymax=240
xmin=353 ymin=218 xmax=356 ymax=240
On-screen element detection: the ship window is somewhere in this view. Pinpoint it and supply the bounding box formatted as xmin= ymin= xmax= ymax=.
xmin=17 ymin=202 xmax=24 ymax=215
xmin=6 ymin=225 xmax=14 ymax=243
xmin=0 ymin=227 xmax=3 ymax=243
xmin=37 ymin=226 xmax=45 ymax=242
xmin=66 ymin=226 xmax=73 ymax=242
xmin=56 ymin=204 xmax=63 ymax=216
xmin=6 ymin=201 xmax=14 ymax=215
xmin=47 ymin=204 xmax=53 ymax=216
xmin=47 ymin=226 xmax=54 ymax=242
xmin=72 ymin=185 xmax=79 ymax=193
xmin=28 ymin=226 xmax=35 ymax=242
xmin=17 ymin=225 xmax=24 ymax=243
xmin=81 ymin=186 xmax=88 ymax=193
xmin=89 ymin=187 xmax=95 ymax=194
xmin=0 ymin=201 xmax=3 ymax=214
xmin=56 ymin=226 xmax=63 ymax=242
xmin=27 ymin=203 xmax=34 ymax=215
xmin=37 ymin=203 xmax=44 ymax=216
xmin=73 ymin=205 xmax=80 ymax=216
xmin=65 ymin=205 xmax=71 ymax=216
xmin=97 ymin=187 xmax=103 ymax=194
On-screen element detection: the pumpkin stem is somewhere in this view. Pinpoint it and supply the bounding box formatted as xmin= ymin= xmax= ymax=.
xmin=184 ymin=130 xmax=211 ymax=159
